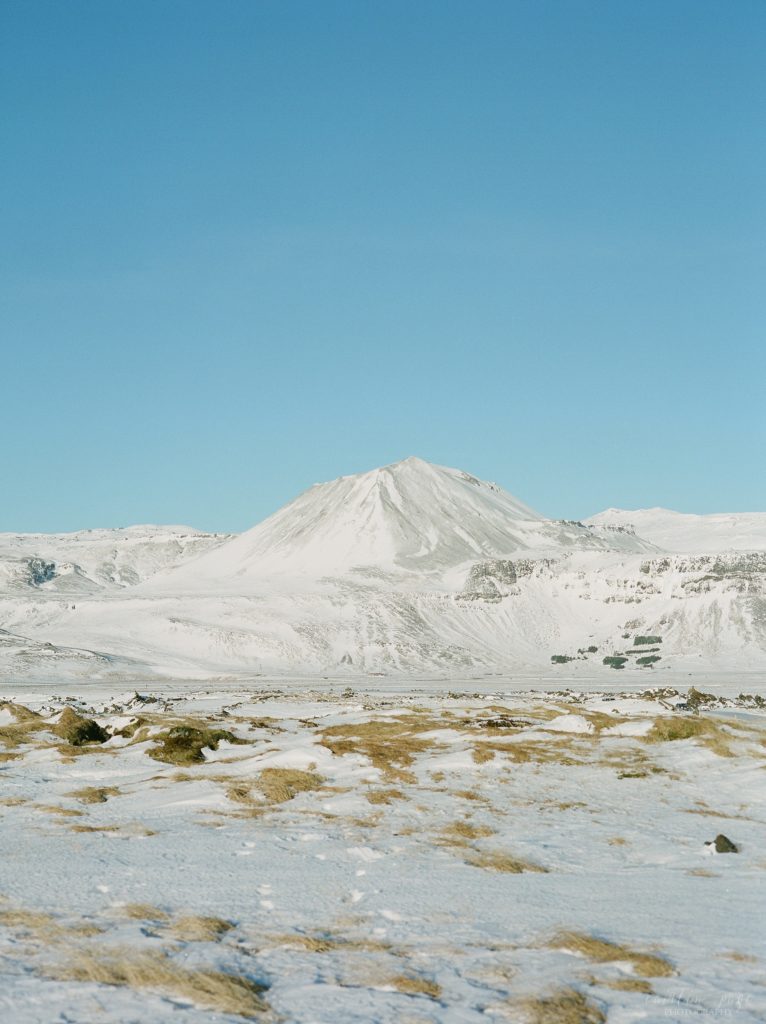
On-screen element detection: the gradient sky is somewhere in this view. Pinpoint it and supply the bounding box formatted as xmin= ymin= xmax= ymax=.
xmin=2 ymin=0 xmax=764 ymax=533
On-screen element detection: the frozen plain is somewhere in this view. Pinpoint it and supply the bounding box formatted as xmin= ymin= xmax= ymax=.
xmin=1 ymin=681 xmax=765 ymax=1024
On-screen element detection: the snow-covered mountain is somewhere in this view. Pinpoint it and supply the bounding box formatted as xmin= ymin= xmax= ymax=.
xmin=587 ymin=507 xmax=766 ymax=554
xmin=153 ymin=457 xmax=654 ymax=591
xmin=0 ymin=525 xmax=231 ymax=593
xmin=0 ymin=458 xmax=764 ymax=683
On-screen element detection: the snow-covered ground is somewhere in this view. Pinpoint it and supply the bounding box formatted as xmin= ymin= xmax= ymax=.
xmin=1 ymin=684 xmax=765 ymax=1023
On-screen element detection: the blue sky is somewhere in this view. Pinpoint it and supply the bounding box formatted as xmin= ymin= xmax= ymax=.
xmin=2 ymin=0 xmax=764 ymax=532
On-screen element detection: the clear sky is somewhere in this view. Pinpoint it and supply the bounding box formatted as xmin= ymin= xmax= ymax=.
xmin=2 ymin=0 xmax=764 ymax=533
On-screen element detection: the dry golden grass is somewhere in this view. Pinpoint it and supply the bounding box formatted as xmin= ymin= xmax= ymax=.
xmin=388 ymin=974 xmax=442 ymax=999
xmin=320 ymin=716 xmax=444 ymax=782
xmin=0 ymin=908 xmax=57 ymax=935
xmin=33 ymin=804 xmax=84 ymax=817
xmin=496 ymin=738 xmax=591 ymax=767
xmin=440 ymin=820 xmax=494 ymax=841
xmin=598 ymin=976 xmax=652 ymax=993
xmin=0 ymin=704 xmax=48 ymax=748
xmin=148 ymin=723 xmax=245 ymax=766
xmin=53 ymin=707 xmax=109 ymax=746
xmin=520 ymin=987 xmax=605 ymax=1024
xmin=67 ymin=786 xmax=120 ymax=804
xmin=472 ymin=745 xmax=496 ymax=763
xmin=2 ymin=702 xmax=42 ymax=722
xmin=550 ymin=931 xmax=673 ymax=977
xmin=607 ymin=837 xmax=628 ymax=846
xmin=718 ymin=950 xmax=757 ymax=963
xmin=118 ymin=904 xmax=170 ymax=921
xmin=45 ymin=949 xmax=268 ymax=1018
xmin=365 ymin=788 xmax=405 ymax=805
xmin=467 ymin=850 xmax=548 ymax=874
xmin=451 ymin=789 xmax=485 ymax=802
xmin=0 ymin=796 xmax=27 ymax=806
xmin=256 ymin=768 xmax=324 ymax=803
xmin=171 ymin=915 xmax=234 ymax=942
xmin=270 ymin=932 xmax=392 ymax=954
xmin=69 ymin=824 xmax=120 ymax=834
xmin=644 ymin=716 xmax=733 ymax=756
xmin=686 ymin=868 xmax=719 ymax=878
xmin=0 ymin=907 xmax=103 ymax=942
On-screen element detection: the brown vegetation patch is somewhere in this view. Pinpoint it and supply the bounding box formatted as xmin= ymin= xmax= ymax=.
xmin=598 ymin=976 xmax=652 ymax=993
xmin=520 ymin=987 xmax=605 ymax=1024
xmin=365 ymin=788 xmax=404 ymax=805
xmin=320 ymin=716 xmax=444 ymax=782
xmin=644 ymin=716 xmax=733 ymax=756
xmin=0 ymin=704 xmax=48 ymax=748
xmin=67 ymin=786 xmax=120 ymax=804
xmin=44 ymin=949 xmax=268 ymax=1018
xmin=550 ymin=931 xmax=673 ymax=977
xmin=0 ymin=908 xmax=57 ymax=936
xmin=148 ymin=725 xmax=246 ymax=766
xmin=69 ymin=824 xmax=121 ymax=833
xmin=441 ymin=820 xmax=495 ymax=841
xmin=388 ymin=974 xmax=442 ymax=999
xmin=467 ymin=850 xmax=548 ymax=874
xmin=270 ymin=932 xmax=392 ymax=954
xmin=118 ymin=904 xmax=170 ymax=921
xmin=256 ymin=768 xmax=324 ymax=804
xmin=54 ymin=708 xmax=110 ymax=746
xmin=171 ymin=915 xmax=234 ymax=942
xmin=718 ymin=950 xmax=757 ymax=963
xmin=472 ymin=745 xmax=496 ymax=763
xmin=34 ymin=804 xmax=84 ymax=817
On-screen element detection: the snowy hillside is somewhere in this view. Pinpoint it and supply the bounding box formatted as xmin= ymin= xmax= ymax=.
xmin=587 ymin=508 xmax=766 ymax=554
xmin=0 ymin=525 xmax=231 ymax=593
xmin=153 ymin=457 xmax=655 ymax=591
xmin=0 ymin=458 xmax=764 ymax=683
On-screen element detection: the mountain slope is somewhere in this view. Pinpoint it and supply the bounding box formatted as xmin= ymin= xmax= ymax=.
xmin=587 ymin=508 xmax=766 ymax=554
xmin=153 ymin=457 xmax=654 ymax=591
xmin=0 ymin=525 xmax=231 ymax=593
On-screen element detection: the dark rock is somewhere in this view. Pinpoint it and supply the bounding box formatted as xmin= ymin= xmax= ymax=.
xmin=706 ymin=833 xmax=739 ymax=854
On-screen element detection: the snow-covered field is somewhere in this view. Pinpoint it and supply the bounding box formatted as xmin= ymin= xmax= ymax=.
xmin=1 ymin=682 xmax=765 ymax=1023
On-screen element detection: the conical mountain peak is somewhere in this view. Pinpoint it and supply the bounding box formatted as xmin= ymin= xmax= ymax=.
xmin=158 ymin=458 xmax=546 ymax=585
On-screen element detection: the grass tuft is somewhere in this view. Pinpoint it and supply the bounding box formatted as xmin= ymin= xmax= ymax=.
xmin=521 ymin=987 xmax=605 ymax=1024
xmin=440 ymin=820 xmax=494 ymax=842
xmin=171 ymin=915 xmax=234 ymax=942
xmin=388 ymin=974 xmax=442 ymax=999
xmin=67 ymin=786 xmax=120 ymax=804
xmin=256 ymin=768 xmax=324 ymax=803
xmin=550 ymin=931 xmax=673 ymax=977
xmin=645 ymin=716 xmax=733 ymax=756
xmin=467 ymin=850 xmax=548 ymax=874
xmin=320 ymin=717 xmax=441 ymax=782
xmin=365 ymin=788 xmax=405 ymax=805
xmin=118 ymin=904 xmax=170 ymax=921
xmin=54 ymin=708 xmax=109 ymax=746
xmin=45 ymin=949 xmax=268 ymax=1018
xmin=148 ymin=724 xmax=247 ymax=765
